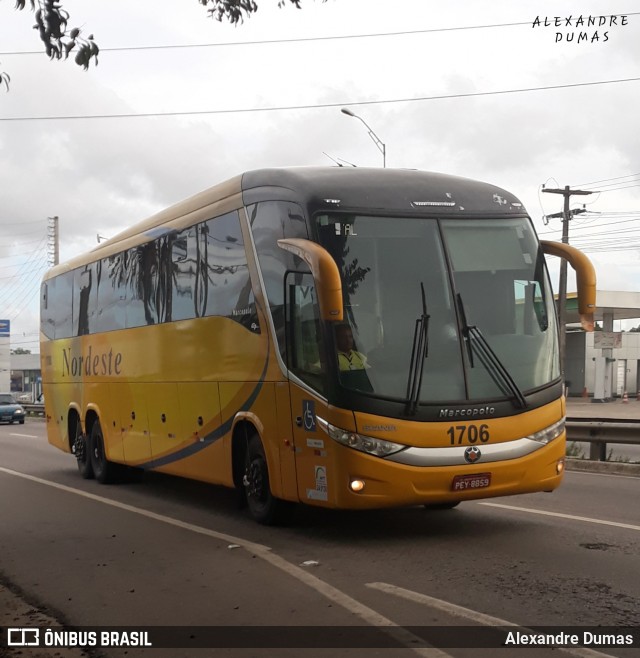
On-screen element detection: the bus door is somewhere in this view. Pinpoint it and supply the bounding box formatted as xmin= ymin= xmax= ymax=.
xmin=285 ymin=273 xmax=333 ymax=506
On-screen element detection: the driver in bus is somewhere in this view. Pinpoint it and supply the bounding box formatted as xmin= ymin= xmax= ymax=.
xmin=335 ymin=324 xmax=370 ymax=371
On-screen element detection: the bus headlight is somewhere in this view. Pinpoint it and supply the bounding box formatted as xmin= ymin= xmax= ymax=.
xmin=527 ymin=418 xmax=565 ymax=444
xmin=319 ymin=419 xmax=406 ymax=457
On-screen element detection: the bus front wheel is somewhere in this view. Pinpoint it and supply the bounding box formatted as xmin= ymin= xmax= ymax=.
xmin=244 ymin=435 xmax=293 ymax=525
xmin=89 ymin=420 xmax=115 ymax=484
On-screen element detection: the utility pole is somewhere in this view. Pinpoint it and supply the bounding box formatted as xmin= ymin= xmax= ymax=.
xmin=47 ymin=216 xmax=59 ymax=267
xmin=542 ymin=186 xmax=594 ymax=378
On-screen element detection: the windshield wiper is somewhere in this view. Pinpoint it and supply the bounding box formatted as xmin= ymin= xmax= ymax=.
xmin=456 ymin=294 xmax=527 ymax=409
xmin=405 ymin=283 xmax=430 ymax=416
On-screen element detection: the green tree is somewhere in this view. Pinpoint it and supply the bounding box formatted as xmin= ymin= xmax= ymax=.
xmin=3 ymin=0 xmax=323 ymax=90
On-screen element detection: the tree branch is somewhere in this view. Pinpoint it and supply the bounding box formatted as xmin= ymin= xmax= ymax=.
xmin=3 ymin=0 xmax=325 ymax=91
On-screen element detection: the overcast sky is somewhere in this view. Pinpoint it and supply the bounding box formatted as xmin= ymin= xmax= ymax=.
xmin=1 ymin=0 xmax=639 ymax=352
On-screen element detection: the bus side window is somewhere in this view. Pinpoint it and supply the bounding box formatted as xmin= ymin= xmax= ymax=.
xmin=41 ymin=280 xmax=55 ymax=339
xmin=204 ymin=211 xmax=257 ymax=329
xmin=53 ymin=271 xmax=74 ymax=339
xmin=74 ymin=264 xmax=96 ymax=336
xmin=285 ymin=272 xmax=326 ymax=395
xmin=171 ymin=226 xmax=199 ymax=321
xmin=96 ymin=254 xmax=128 ymax=332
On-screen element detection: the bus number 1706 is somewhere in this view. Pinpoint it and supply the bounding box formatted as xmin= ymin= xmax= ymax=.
xmin=447 ymin=424 xmax=490 ymax=445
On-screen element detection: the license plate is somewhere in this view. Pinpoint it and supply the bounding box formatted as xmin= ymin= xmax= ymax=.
xmin=452 ymin=472 xmax=491 ymax=491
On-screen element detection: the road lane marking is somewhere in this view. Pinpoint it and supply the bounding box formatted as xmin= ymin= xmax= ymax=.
xmin=0 ymin=466 xmax=449 ymax=658
xmin=10 ymin=433 xmax=38 ymax=438
xmin=367 ymin=582 xmax=619 ymax=658
xmin=567 ymin=470 xmax=640 ymax=481
xmin=477 ymin=502 xmax=640 ymax=531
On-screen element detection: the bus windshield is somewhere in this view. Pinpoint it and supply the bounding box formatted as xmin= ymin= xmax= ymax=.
xmin=315 ymin=214 xmax=559 ymax=404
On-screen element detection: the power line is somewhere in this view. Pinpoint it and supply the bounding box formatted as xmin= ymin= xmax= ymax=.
xmin=0 ymin=218 xmax=48 ymax=227
xmin=579 ymin=243 xmax=640 ymax=253
xmin=0 ymin=19 xmax=549 ymax=57
xmin=597 ymin=183 xmax=640 ymax=193
xmin=0 ymin=260 xmax=48 ymax=304
xmin=3 ymin=12 xmax=637 ymax=56
xmin=577 ymin=177 xmax=640 ymax=191
xmin=572 ymin=172 xmax=640 ymax=188
xmin=1 ymin=76 xmax=639 ymax=122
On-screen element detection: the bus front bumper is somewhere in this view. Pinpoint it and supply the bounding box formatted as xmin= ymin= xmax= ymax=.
xmin=309 ymin=436 xmax=566 ymax=510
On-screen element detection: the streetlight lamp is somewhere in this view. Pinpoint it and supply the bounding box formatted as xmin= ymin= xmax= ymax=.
xmin=341 ymin=107 xmax=386 ymax=168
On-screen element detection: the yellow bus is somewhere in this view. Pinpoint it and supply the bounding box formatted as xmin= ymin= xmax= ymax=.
xmin=40 ymin=167 xmax=596 ymax=523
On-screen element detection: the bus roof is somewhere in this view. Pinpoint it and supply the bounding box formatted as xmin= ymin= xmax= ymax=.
xmin=241 ymin=167 xmax=527 ymax=216
xmin=44 ymin=167 xmax=527 ymax=280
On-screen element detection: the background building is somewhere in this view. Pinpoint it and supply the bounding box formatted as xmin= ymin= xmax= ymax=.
xmin=10 ymin=352 xmax=43 ymax=400
xmin=565 ymin=291 xmax=640 ymax=399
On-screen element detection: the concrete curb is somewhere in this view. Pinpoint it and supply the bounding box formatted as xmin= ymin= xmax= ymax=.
xmin=566 ymin=457 xmax=640 ymax=477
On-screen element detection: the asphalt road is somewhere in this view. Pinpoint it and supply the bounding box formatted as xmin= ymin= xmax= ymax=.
xmin=1 ymin=419 xmax=639 ymax=658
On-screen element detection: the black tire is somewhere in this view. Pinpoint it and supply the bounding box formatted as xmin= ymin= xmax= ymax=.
xmin=89 ymin=419 xmax=115 ymax=484
xmin=19 ymin=419 xmax=24 ymax=425
xmin=424 ymin=502 xmax=460 ymax=510
xmin=244 ymin=435 xmax=294 ymax=525
xmin=73 ymin=420 xmax=93 ymax=479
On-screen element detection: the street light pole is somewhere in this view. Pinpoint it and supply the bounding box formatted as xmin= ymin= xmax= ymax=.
xmin=341 ymin=107 xmax=386 ymax=167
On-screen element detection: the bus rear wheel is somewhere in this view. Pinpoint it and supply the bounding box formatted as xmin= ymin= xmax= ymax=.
xmin=244 ymin=435 xmax=293 ymax=525
xmin=74 ymin=421 xmax=93 ymax=479
xmin=89 ymin=420 xmax=115 ymax=484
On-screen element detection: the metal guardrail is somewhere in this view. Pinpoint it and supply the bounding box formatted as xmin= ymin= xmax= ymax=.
xmin=566 ymin=417 xmax=640 ymax=461
xmin=21 ymin=403 xmax=45 ymax=417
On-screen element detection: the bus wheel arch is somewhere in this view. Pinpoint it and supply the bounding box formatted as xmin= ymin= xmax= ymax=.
xmin=233 ymin=424 xmax=293 ymax=525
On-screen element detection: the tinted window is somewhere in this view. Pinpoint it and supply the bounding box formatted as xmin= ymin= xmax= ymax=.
xmin=95 ymin=254 xmax=127 ymax=332
xmin=53 ymin=272 xmax=73 ymax=339
xmin=124 ymin=237 xmax=174 ymax=328
xmin=248 ymin=201 xmax=309 ymax=355
xmin=43 ymin=211 xmax=259 ymax=338
xmin=286 ymin=272 xmax=326 ymax=395
xmin=171 ymin=226 xmax=200 ymax=321
xmin=74 ymin=264 xmax=97 ymax=336
xmin=204 ymin=211 xmax=258 ymax=330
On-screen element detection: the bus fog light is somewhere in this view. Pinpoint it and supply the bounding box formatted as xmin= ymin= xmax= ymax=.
xmin=349 ymin=479 xmax=366 ymax=493
xmin=556 ymin=459 xmax=565 ymax=474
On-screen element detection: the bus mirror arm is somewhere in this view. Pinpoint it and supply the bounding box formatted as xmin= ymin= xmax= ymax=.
xmin=277 ymin=238 xmax=344 ymax=322
xmin=541 ymin=241 xmax=596 ymax=332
